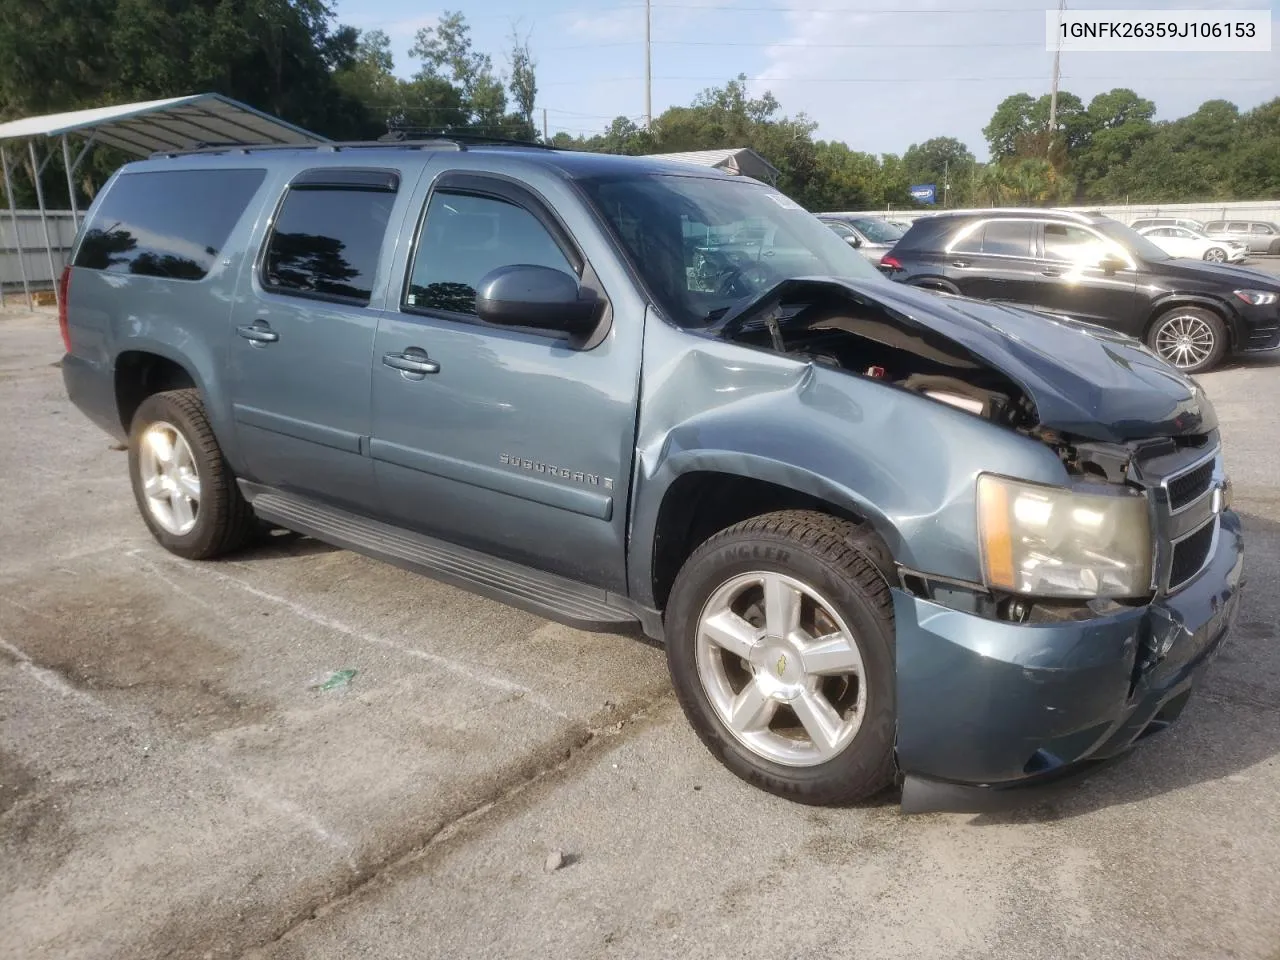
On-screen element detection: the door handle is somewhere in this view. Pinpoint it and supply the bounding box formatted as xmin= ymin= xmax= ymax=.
xmin=383 ymin=351 xmax=441 ymax=375
xmin=950 ymin=259 xmax=971 ymax=268
xmin=236 ymin=323 xmax=279 ymax=345
xmin=1040 ymin=268 xmax=1064 ymax=277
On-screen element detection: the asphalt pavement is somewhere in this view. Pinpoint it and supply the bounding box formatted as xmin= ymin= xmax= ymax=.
xmin=3 ymin=270 xmax=1279 ymax=959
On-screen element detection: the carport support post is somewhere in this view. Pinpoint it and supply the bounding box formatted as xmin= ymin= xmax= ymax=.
xmin=1 ymin=144 xmax=32 ymax=307
xmin=60 ymin=134 xmax=79 ymax=224
xmin=28 ymin=140 xmax=59 ymax=307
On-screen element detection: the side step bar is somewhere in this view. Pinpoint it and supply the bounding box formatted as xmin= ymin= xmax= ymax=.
xmin=241 ymin=484 xmax=654 ymax=636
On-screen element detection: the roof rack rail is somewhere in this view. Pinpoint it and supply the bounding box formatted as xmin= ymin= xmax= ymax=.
xmin=380 ymin=129 xmax=554 ymax=150
xmin=918 ymin=206 xmax=1096 ymax=224
xmin=150 ymin=132 xmax=552 ymax=160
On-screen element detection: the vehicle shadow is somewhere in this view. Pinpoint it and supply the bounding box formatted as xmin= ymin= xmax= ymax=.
xmin=969 ymin=509 xmax=1280 ymax=824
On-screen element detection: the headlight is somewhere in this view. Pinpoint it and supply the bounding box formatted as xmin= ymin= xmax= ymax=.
xmin=977 ymin=475 xmax=1153 ymax=599
xmin=1234 ymin=290 xmax=1279 ymax=306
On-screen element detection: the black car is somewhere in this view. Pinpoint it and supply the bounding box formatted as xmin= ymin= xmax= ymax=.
xmin=879 ymin=208 xmax=1280 ymax=373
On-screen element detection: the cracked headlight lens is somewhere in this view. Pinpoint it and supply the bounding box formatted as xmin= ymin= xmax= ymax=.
xmin=977 ymin=474 xmax=1153 ymax=599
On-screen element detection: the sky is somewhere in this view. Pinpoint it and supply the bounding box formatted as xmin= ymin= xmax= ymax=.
xmin=331 ymin=0 xmax=1280 ymax=159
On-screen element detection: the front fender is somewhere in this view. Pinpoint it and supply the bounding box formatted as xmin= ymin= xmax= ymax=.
xmin=628 ymin=319 xmax=1070 ymax=606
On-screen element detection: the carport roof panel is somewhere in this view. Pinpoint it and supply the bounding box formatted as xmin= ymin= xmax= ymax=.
xmin=0 ymin=94 xmax=329 ymax=156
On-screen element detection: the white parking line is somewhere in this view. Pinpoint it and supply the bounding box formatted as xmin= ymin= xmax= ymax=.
xmin=0 ymin=629 xmax=109 ymax=709
xmin=126 ymin=548 xmax=573 ymax=721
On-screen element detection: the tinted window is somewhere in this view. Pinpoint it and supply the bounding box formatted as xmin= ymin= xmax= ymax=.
xmin=75 ymin=169 xmax=265 ymax=280
xmin=263 ymin=187 xmax=395 ymax=304
xmin=1228 ymin=222 xmax=1249 ymax=231
xmin=981 ymin=220 xmax=1033 ymax=256
xmin=406 ymin=191 xmax=575 ymax=317
xmin=1205 ymin=221 xmax=1226 ymax=231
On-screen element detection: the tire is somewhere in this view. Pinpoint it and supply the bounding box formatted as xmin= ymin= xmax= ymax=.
xmin=1146 ymin=307 xmax=1228 ymax=374
xmin=664 ymin=510 xmax=896 ymax=805
xmin=1203 ymin=247 xmax=1227 ymax=263
xmin=127 ymin=388 xmax=257 ymax=560
xmin=1269 ymin=239 xmax=1280 ymax=256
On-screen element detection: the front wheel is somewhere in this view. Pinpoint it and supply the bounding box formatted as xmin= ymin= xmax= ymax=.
xmin=1203 ymin=247 xmax=1227 ymax=263
xmin=664 ymin=511 xmax=896 ymax=805
xmin=1147 ymin=307 xmax=1228 ymax=374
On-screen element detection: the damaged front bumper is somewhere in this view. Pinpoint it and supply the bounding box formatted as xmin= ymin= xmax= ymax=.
xmin=893 ymin=510 xmax=1245 ymax=813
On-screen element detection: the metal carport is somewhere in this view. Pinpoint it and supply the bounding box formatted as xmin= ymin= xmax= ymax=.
xmin=0 ymin=93 xmax=327 ymax=306
xmin=646 ymin=148 xmax=781 ymax=186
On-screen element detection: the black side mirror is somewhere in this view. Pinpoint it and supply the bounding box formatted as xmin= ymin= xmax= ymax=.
xmin=475 ymin=264 xmax=599 ymax=336
xmin=1099 ymin=255 xmax=1128 ymax=274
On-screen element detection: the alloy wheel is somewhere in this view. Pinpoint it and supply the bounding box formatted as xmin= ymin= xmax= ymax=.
xmin=138 ymin=421 xmax=201 ymax=535
xmin=1204 ymin=248 xmax=1226 ymax=263
xmin=694 ymin=571 xmax=867 ymax=767
xmin=1153 ymin=314 xmax=1217 ymax=370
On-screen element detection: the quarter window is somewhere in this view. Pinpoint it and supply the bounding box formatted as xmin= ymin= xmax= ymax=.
xmin=263 ymin=185 xmax=396 ymax=305
xmin=405 ymin=191 xmax=575 ymax=317
xmin=75 ymin=169 xmax=266 ymax=280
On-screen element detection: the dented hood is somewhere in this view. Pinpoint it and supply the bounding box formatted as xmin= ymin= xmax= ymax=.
xmin=715 ymin=277 xmax=1216 ymax=443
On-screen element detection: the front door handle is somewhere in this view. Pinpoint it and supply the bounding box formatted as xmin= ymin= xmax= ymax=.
xmin=950 ymin=259 xmax=971 ymax=268
xmin=1040 ymin=268 xmax=1064 ymax=277
xmin=383 ymin=351 xmax=441 ymax=376
xmin=236 ymin=322 xmax=279 ymax=345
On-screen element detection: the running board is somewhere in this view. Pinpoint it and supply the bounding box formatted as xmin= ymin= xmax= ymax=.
xmin=242 ymin=485 xmax=650 ymax=635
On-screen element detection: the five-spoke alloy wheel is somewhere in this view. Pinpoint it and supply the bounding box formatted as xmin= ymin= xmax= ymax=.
xmin=666 ymin=511 xmax=896 ymax=805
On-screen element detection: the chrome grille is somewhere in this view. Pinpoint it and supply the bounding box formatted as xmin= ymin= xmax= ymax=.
xmin=1166 ymin=460 xmax=1214 ymax=512
xmin=1169 ymin=519 xmax=1216 ymax=590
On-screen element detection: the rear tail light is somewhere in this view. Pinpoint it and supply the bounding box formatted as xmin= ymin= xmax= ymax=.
xmin=879 ymin=254 xmax=903 ymax=270
xmin=57 ymin=266 xmax=72 ymax=352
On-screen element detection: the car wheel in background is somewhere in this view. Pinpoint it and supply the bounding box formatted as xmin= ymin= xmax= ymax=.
xmin=128 ymin=388 xmax=257 ymax=560
xmin=1203 ymin=247 xmax=1227 ymax=263
xmin=1270 ymin=239 xmax=1280 ymax=255
xmin=1147 ymin=307 xmax=1228 ymax=374
xmin=664 ymin=511 xmax=897 ymax=805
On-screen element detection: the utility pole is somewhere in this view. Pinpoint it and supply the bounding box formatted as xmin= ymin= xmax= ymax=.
xmin=943 ymin=158 xmax=950 ymax=207
xmin=1047 ymin=0 xmax=1066 ymax=159
xmin=644 ymin=0 xmax=652 ymax=129
xmin=542 ymin=108 xmax=548 ymax=142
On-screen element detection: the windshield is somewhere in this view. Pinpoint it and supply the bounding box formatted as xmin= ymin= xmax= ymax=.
xmin=1094 ymin=219 xmax=1172 ymax=262
xmin=849 ymin=218 xmax=905 ymax=243
xmin=579 ymin=174 xmax=884 ymax=327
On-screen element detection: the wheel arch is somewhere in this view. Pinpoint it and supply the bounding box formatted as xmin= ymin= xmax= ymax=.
xmin=1143 ymin=294 xmax=1238 ymax=348
xmin=114 ymin=349 xmax=199 ymax=435
xmin=907 ymin=276 xmax=961 ymax=295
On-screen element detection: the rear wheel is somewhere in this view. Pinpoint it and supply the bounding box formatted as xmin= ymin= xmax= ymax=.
xmin=1146 ymin=307 xmax=1227 ymax=374
xmin=664 ymin=511 xmax=896 ymax=805
xmin=128 ymin=389 xmax=257 ymax=559
xmin=1203 ymin=247 xmax=1227 ymax=263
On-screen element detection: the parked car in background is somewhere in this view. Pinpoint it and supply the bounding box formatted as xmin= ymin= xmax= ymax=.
xmin=59 ymin=145 xmax=1245 ymax=810
xmin=1203 ymin=220 xmax=1280 ymax=255
xmin=1137 ymin=225 xmax=1247 ymax=263
xmin=816 ymin=214 xmax=905 ymax=263
xmin=879 ymin=208 xmax=1280 ymax=372
xmin=1130 ymin=216 xmax=1207 ymax=233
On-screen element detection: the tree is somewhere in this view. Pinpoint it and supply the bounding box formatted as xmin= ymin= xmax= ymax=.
xmin=507 ymin=29 xmax=537 ymax=128
xmin=902 ymin=137 xmax=975 ymax=206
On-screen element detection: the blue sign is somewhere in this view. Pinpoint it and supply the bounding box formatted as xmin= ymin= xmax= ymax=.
xmin=910 ymin=183 xmax=937 ymax=204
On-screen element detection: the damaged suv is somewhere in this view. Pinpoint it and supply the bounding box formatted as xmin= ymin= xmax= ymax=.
xmin=61 ymin=141 xmax=1244 ymax=809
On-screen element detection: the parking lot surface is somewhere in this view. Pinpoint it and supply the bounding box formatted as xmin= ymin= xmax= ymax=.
xmin=3 ymin=278 xmax=1280 ymax=959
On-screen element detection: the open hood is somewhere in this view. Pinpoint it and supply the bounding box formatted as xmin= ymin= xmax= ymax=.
xmin=712 ymin=276 xmax=1216 ymax=444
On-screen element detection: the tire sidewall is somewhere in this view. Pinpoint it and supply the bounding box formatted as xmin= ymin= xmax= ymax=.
xmin=128 ymin=393 xmax=223 ymax=559
xmin=1147 ymin=307 xmax=1228 ymax=374
xmin=1204 ymin=248 xmax=1226 ymax=262
xmin=665 ymin=530 xmax=896 ymax=802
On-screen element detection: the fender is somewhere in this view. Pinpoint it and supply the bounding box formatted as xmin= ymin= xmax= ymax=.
xmin=1145 ymin=291 xmax=1240 ymax=341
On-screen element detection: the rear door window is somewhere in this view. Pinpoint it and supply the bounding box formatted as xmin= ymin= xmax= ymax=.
xmin=74 ymin=168 xmax=266 ymax=280
xmin=262 ymin=172 xmax=398 ymax=305
xmin=980 ymin=221 xmax=1034 ymax=256
xmin=1252 ymin=223 xmax=1275 ymax=235
xmin=1228 ymin=222 xmax=1249 ymax=232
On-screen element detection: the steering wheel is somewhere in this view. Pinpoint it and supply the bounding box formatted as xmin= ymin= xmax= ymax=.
xmin=716 ymin=261 xmax=774 ymax=297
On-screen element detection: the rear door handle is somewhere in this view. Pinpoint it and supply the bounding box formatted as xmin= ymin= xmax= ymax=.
xmin=383 ymin=351 xmax=441 ymax=376
xmin=236 ymin=322 xmax=279 ymax=344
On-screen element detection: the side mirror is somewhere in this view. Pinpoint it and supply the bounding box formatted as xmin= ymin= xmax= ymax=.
xmin=845 ymin=235 xmax=863 ymax=248
xmin=475 ymin=264 xmax=599 ymax=336
xmin=1099 ymin=255 xmax=1128 ymax=274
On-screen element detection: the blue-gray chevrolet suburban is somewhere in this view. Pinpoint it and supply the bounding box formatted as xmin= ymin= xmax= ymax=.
xmin=59 ymin=139 xmax=1244 ymax=809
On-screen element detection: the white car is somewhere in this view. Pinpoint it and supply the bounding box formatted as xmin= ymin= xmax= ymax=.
xmin=1137 ymin=225 xmax=1248 ymax=263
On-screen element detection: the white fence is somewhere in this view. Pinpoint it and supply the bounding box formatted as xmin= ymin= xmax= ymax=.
xmin=1 ymin=210 xmax=77 ymax=298
xmin=826 ymin=199 xmax=1280 ymax=228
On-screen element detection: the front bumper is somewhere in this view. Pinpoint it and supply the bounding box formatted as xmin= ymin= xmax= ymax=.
xmin=1235 ymin=301 xmax=1280 ymax=352
xmin=894 ymin=511 xmax=1244 ymax=809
